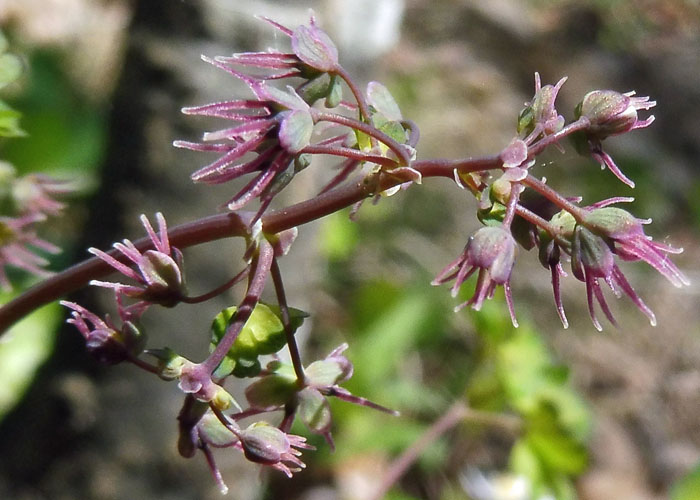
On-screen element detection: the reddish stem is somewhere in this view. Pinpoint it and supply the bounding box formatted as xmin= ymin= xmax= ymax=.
xmin=202 ymin=240 xmax=273 ymax=373
xmin=0 ymin=156 xmax=503 ymax=334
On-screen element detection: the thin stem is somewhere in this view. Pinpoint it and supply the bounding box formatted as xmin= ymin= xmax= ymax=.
xmin=514 ymin=204 xmax=570 ymax=248
xmin=502 ymin=184 xmax=524 ymax=228
xmin=334 ymin=66 xmax=372 ymax=124
xmin=526 ymin=117 xmax=590 ymax=157
xmin=270 ymin=257 xmax=306 ymax=385
xmin=300 ymin=144 xmax=398 ymax=168
xmin=202 ymin=240 xmax=273 ymax=373
xmin=127 ymin=354 xmax=161 ymax=375
xmin=181 ymin=265 xmax=250 ymax=304
xmin=0 ymin=155 xmax=504 ymax=334
xmin=313 ymin=111 xmax=411 ymax=166
xmin=0 ymin=212 xmax=251 ymax=334
xmin=369 ymin=401 xmax=521 ymax=500
xmin=522 ymin=174 xmax=586 ymax=222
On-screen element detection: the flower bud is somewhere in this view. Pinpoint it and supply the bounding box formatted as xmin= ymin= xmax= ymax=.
xmin=582 ymin=206 xmax=640 ymax=240
xmin=148 ymin=348 xmax=189 ymax=381
xmin=297 ymin=387 xmax=333 ymax=447
xmin=238 ymin=422 xmax=312 ymax=477
xmin=468 ymin=226 xmax=516 ymax=284
xmin=85 ymin=328 xmax=129 ymax=365
xmin=575 ymin=90 xmax=655 ymax=139
xmin=549 ymin=210 xmax=577 ymax=240
xmin=137 ymin=249 xmax=185 ymax=305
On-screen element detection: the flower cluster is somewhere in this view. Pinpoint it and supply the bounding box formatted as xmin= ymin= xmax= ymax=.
xmin=245 ymin=343 xmax=398 ymax=448
xmin=174 ymin=15 xmax=416 ymax=218
xmin=35 ymin=16 xmax=689 ymax=496
xmin=0 ymin=162 xmax=69 ymax=289
xmin=433 ymin=74 xmax=687 ymax=330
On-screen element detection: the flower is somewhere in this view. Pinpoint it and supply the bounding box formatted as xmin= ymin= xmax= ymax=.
xmin=517 ymin=73 xmax=567 ymax=144
xmin=541 ymin=202 xmax=688 ymax=330
xmin=172 ymin=16 xmax=341 ymax=213
xmin=60 ymin=301 xmax=145 ymax=364
xmin=0 ymin=214 xmax=59 ymax=290
xmin=88 ymin=213 xmax=185 ymax=315
xmin=11 ymin=173 xmax=71 ymax=217
xmin=570 ymin=224 xmax=658 ymax=331
xmin=583 ymin=206 xmax=688 ymax=288
xmin=244 ymin=344 xmax=397 ymax=449
xmin=432 ymin=226 xmax=518 ymax=327
xmin=238 ymin=422 xmax=313 ymax=478
xmin=574 ymin=90 xmax=656 ymax=188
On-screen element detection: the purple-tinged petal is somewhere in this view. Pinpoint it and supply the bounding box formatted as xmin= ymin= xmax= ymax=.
xmin=550 ymin=262 xmax=569 ymax=329
xmin=88 ymin=247 xmax=141 ymax=281
xmin=181 ymin=99 xmax=271 ymax=118
xmin=279 ymin=109 xmax=314 ymax=153
xmin=217 ymin=52 xmax=298 ymax=69
xmin=173 ymin=140 xmax=238 ymax=153
xmin=226 ymin=153 xmax=291 ymax=211
xmin=326 ymin=386 xmax=400 ymax=416
xmin=291 ymin=23 xmax=338 ymax=72
xmin=504 ymin=281 xmax=519 ymax=328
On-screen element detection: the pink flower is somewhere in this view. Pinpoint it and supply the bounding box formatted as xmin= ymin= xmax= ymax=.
xmin=433 ymin=226 xmax=518 ymax=326
xmin=575 ymin=90 xmax=656 ymax=188
xmin=89 ymin=213 xmax=185 ymax=314
xmin=60 ymin=301 xmax=145 ymax=364
xmin=238 ymin=422 xmax=313 ymax=478
xmin=0 ymin=214 xmax=59 ymax=290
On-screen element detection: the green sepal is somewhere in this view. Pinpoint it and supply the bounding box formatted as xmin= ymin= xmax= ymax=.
xmin=298 ymin=72 xmax=332 ymax=104
xmin=244 ymin=362 xmax=298 ymax=409
xmin=325 ymin=74 xmax=342 ymax=108
xmin=297 ymin=387 xmax=332 ymax=435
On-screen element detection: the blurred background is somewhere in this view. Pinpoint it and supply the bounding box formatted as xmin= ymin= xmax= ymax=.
xmin=0 ymin=0 xmax=698 ymax=499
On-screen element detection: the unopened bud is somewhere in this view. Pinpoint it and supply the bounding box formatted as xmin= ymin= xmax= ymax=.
xmin=576 ymin=90 xmax=655 ymax=139
xmin=583 ymin=206 xmax=641 ymax=240
xmin=148 ymin=347 xmax=189 ymax=381
xmin=467 ymin=226 xmax=516 ymax=284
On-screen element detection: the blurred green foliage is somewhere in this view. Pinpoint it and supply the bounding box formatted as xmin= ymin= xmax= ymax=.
xmin=308 ymin=201 xmax=592 ymax=498
xmin=671 ymin=461 xmax=700 ymax=500
xmin=0 ymin=35 xmax=108 ymax=422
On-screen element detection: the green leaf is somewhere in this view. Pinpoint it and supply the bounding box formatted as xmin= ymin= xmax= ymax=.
xmin=210 ymin=303 xmax=307 ymax=377
xmin=0 ymin=298 xmax=60 ymax=421
xmin=525 ymin=403 xmax=588 ymax=475
xmin=671 ymin=462 xmax=700 ymax=500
